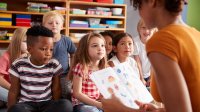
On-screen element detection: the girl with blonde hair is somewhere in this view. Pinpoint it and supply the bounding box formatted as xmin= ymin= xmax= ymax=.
xmin=0 ymin=27 xmax=28 ymax=105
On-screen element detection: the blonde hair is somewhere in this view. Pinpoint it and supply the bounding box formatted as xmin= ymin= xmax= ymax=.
xmin=69 ymin=33 xmax=107 ymax=80
xmin=7 ymin=27 xmax=27 ymax=63
xmin=42 ymin=11 xmax=64 ymax=25
xmin=137 ymin=19 xmax=145 ymax=33
xmin=137 ymin=19 xmax=158 ymax=37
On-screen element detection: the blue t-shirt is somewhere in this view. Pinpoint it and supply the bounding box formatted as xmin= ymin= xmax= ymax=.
xmin=53 ymin=35 xmax=76 ymax=75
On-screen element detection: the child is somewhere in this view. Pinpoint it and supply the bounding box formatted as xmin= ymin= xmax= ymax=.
xmin=108 ymin=32 xmax=145 ymax=83
xmin=43 ymin=11 xmax=76 ymax=100
xmin=0 ymin=28 xmax=28 ymax=105
xmin=133 ymin=19 xmax=157 ymax=87
xmin=102 ymin=0 xmax=200 ymax=112
xmin=70 ymin=33 xmax=107 ymax=112
xmin=7 ymin=26 xmax=72 ymax=112
xmin=100 ymin=31 xmax=114 ymax=59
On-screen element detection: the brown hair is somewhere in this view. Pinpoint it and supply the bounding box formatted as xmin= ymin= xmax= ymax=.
xmin=130 ymin=0 xmax=186 ymax=15
xmin=7 ymin=27 xmax=27 ymax=63
xmin=113 ymin=32 xmax=133 ymax=46
xmin=69 ymin=33 xmax=107 ymax=80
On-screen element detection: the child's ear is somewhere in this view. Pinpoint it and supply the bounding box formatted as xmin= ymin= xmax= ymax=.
xmin=149 ymin=0 xmax=157 ymax=8
xmin=27 ymin=46 xmax=32 ymax=53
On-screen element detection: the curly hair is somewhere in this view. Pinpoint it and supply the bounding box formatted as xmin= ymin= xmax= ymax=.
xmin=130 ymin=0 xmax=187 ymax=15
xmin=26 ymin=25 xmax=53 ymax=46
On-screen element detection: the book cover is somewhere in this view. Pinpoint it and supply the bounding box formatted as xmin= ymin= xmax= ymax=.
xmin=90 ymin=62 xmax=153 ymax=109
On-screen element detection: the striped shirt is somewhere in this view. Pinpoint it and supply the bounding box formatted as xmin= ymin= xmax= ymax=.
xmin=9 ymin=57 xmax=63 ymax=102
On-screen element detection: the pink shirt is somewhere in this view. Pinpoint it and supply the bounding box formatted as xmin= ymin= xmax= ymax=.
xmin=0 ymin=51 xmax=10 ymax=82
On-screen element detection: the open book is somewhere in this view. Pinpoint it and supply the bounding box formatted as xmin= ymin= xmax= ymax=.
xmin=90 ymin=62 xmax=153 ymax=109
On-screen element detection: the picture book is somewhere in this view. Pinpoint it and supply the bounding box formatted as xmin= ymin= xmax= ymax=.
xmin=90 ymin=62 xmax=153 ymax=109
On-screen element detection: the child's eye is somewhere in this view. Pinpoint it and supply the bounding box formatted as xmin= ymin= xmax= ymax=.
xmin=93 ymin=45 xmax=98 ymax=47
xmin=128 ymin=43 xmax=132 ymax=45
xmin=120 ymin=43 xmax=125 ymax=45
xmin=50 ymin=49 xmax=53 ymax=52
xmin=40 ymin=48 xmax=45 ymax=51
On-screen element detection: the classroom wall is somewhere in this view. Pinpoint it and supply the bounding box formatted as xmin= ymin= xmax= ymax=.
xmin=125 ymin=0 xmax=140 ymax=38
xmin=181 ymin=5 xmax=188 ymax=23
xmin=187 ymin=0 xmax=200 ymax=30
xmin=125 ymin=0 xmax=200 ymax=36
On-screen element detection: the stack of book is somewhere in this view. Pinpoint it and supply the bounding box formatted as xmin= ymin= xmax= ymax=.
xmin=16 ymin=14 xmax=31 ymax=27
xmin=0 ymin=13 xmax=12 ymax=26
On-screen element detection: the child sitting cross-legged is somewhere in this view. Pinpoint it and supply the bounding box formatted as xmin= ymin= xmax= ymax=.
xmin=7 ymin=25 xmax=73 ymax=112
xmin=69 ymin=33 xmax=107 ymax=112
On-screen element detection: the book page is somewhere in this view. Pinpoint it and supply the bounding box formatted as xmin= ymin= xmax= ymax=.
xmin=90 ymin=67 xmax=138 ymax=108
xmin=113 ymin=62 xmax=153 ymax=103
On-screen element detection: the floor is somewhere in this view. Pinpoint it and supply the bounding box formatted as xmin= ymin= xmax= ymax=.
xmin=0 ymin=108 xmax=6 ymax=112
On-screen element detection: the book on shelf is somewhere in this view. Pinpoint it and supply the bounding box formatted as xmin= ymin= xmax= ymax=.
xmin=90 ymin=62 xmax=153 ymax=109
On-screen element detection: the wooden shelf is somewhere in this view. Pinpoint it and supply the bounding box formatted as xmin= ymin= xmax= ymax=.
xmin=69 ymin=14 xmax=125 ymax=19
xmin=0 ymin=10 xmax=44 ymax=15
xmin=0 ymin=0 xmax=126 ymax=48
xmin=0 ymin=40 xmax=10 ymax=44
xmin=0 ymin=26 xmax=66 ymax=29
xmin=69 ymin=27 xmax=125 ymax=31
xmin=69 ymin=1 xmax=126 ymax=7
xmin=0 ymin=26 xmax=29 ymax=29
xmin=26 ymin=0 xmax=66 ymax=3
xmin=0 ymin=10 xmax=66 ymax=15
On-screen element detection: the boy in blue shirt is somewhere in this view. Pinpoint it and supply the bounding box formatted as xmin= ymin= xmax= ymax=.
xmin=43 ymin=11 xmax=76 ymax=100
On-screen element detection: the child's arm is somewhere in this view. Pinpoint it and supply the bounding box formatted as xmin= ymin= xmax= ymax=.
xmin=73 ymin=75 xmax=102 ymax=109
xmin=0 ymin=74 xmax=10 ymax=90
xmin=66 ymin=53 xmax=74 ymax=81
xmin=52 ymin=75 xmax=61 ymax=100
xmin=133 ymin=55 xmax=146 ymax=85
xmin=7 ymin=75 xmax=20 ymax=109
xmin=69 ymin=53 xmax=75 ymax=66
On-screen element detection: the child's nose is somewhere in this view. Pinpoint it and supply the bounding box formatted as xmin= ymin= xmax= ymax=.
xmin=52 ymin=22 xmax=56 ymax=26
xmin=46 ymin=50 xmax=51 ymax=56
xmin=125 ymin=43 xmax=129 ymax=48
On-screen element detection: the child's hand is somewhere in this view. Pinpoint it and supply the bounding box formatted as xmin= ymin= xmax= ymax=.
xmin=96 ymin=102 xmax=103 ymax=110
xmin=98 ymin=94 xmax=104 ymax=101
xmin=141 ymin=79 xmax=147 ymax=86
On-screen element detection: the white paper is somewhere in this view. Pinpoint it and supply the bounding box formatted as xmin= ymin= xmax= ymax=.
xmin=90 ymin=62 xmax=153 ymax=109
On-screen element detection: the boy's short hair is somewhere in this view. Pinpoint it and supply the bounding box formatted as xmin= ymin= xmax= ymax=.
xmin=26 ymin=25 xmax=54 ymax=46
xmin=42 ymin=11 xmax=64 ymax=24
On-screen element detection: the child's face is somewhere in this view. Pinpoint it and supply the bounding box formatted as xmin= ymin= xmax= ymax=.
xmin=88 ymin=36 xmax=106 ymax=62
xmin=43 ymin=16 xmax=63 ymax=35
xmin=139 ymin=24 xmax=151 ymax=44
xmin=28 ymin=36 xmax=53 ymax=66
xmin=104 ymin=35 xmax=113 ymax=55
xmin=114 ymin=36 xmax=134 ymax=58
xmin=21 ymin=39 xmax=28 ymax=54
